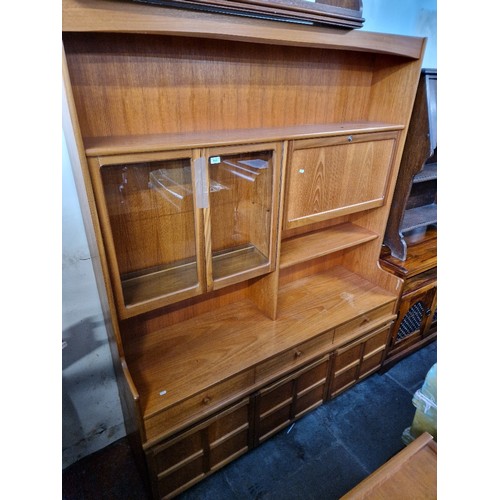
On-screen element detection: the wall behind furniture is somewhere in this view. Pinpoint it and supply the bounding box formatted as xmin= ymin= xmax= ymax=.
xmin=61 ymin=0 xmax=437 ymax=468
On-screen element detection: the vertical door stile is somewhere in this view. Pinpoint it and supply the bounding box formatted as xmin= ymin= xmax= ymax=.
xmin=193 ymin=150 xmax=213 ymax=292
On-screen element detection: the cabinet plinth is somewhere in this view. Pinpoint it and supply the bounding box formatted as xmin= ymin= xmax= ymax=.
xmin=63 ymin=2 xmax=425 ymax=496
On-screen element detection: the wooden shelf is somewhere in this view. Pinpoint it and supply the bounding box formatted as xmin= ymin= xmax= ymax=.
xmin=122 ymin=259 xmax=199 ymax=306
xmin=280 ymin=223 xmax=378 ymax=269
xmin=126 ymin=265 xmax=396 ymax=418
xmin=213 ymin=244 xmax=269 ymax=280
xmin=380 ymin=226 xmax=437 ymax=279
xmin=413 ymin=162 xmax=437 ymax=183
xmin=401 ymin=203 xmax=437 ymax=233
xmin=84 ymin=123 xmax=403 ymax=157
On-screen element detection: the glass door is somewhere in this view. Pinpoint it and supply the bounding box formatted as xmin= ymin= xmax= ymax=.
xmin=205 ymin=144 xmax=280 ymax=289
xmin=89 ymin=150 xmax=205 ymax=318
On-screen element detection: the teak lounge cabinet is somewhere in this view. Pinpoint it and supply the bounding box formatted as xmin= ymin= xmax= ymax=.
xmin=62 ymin=1 xmax=426 ymax=497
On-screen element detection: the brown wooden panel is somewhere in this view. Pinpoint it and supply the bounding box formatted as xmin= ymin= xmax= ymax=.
xmin=259 ymin=379 xmax=294 ymax=417
xmin=157 ymin=0 xmax=364 ymax=29
xmin=335 ymin=302 xmax=394 ymax=346
xmin=63 ymin=33 xmax=376 ymax=141
xmin=255 ymin=330 xmax=333 ymax=383
xmin=359 ymin=350 xmax=385 ymax=378
xmin=258 ymin=404 xmax=293 ymax=441
xmin=330 ymin=365 xmax=358 ymax=396
xmin=334 ymin=343 xmax=363 ymax=372
xmin=284 ymin=133 xmax=397 ymax=229
xmin=157 ymin=455 xmax=205 ymax=499
xmin=363 ymin=328 xmax=390 ymax=356
xmin=295 ymin=384 xmax=326 ymax=418
xmin=210 ymin=430 xmax=248 ymax=469
xmin=296 ymin=357 xmax=329 ymax=394
xmin=144 ymin=369 xmax=254 ymax=441
xmin=152 ymin=430 xmax=203 ymax=475
xmin=207 ymin=402 xmax=250 ymax=445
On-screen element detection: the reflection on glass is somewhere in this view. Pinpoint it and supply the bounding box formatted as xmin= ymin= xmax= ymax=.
xmin=100 ymin=159 xmax=199 ymax=306
xmin=209 ymin=151 xmax=273 ymax=281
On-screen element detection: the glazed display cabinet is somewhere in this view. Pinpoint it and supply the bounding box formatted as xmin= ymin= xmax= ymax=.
xmin=63 ymin=1 xmax=425 ymax=497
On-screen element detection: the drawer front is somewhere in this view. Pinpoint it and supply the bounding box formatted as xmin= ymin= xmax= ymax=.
xmin=255 ymin=329 xmax=334 ymax=383
xmin=145 ymin=369 xmax=254 ymax=441
xmin=335 ymin=302 xmax=394 ymax=345
xmin=284 ymin=131 xmax=398 ymax=229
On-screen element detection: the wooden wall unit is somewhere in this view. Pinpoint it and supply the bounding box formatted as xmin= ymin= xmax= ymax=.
xmin=63 ymin=1 xmax=425 ymax=497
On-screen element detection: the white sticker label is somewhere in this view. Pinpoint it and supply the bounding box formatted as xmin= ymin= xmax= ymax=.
xmin=210 ymin=156 xmax=221 ymax=165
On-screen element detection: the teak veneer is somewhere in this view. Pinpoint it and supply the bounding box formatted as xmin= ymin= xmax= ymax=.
xmin=63 ymin=1 xmax=425 ymax=497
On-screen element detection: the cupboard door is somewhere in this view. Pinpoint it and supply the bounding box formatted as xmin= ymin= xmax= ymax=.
xmin=89 ymin=151 xmax=205 ymax=318
xmin=284 ymin=131 xmax=398 ymax=229
xmin=255 ymin=356 xmax=329 ymax=445
xmin=148 ymin=399 xmax=251 ymax=499
xmin=390 ymin=286 xmax=436 ymax=355
xmin=206 ymin=143 xmax=281 ymax=289
xmin=329 ymin=324 xmax=391 ymax=398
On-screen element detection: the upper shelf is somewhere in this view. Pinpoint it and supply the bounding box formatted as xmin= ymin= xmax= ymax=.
xmin=62 ymin=0 xmax=425 ymax=59
xmin=85 ymin=122 xmax=404 ymax=157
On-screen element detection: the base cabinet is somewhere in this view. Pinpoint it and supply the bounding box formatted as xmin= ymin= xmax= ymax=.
xmin=148 ymin=325 xmax=392 ymax=499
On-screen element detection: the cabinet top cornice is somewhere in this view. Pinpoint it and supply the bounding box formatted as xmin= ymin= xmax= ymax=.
xmin=62 ymin=0 xmax=425 ymax=59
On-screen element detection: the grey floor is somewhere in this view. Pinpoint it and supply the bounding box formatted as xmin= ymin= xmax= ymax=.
xmin=62 ymin=340 xmax=437 ymax=499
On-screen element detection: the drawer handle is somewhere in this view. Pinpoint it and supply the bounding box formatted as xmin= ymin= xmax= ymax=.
xmin=295 ymin=350 xmax=303 ymax=358
xmin=347 ymin=135 xmax=353 ymax=142
xmin=202 ymin=396 xmax=212 ymax=405
xmin=361 ymin=317 xmax=370 ymax=325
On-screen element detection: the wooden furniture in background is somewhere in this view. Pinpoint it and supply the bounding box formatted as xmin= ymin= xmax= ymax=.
xmin=62 ymin=1 xmax=425 ymax=497
xmin=380 ymin=69 xmax=437 ymax=368
xmin=341 ymin=431 xmax=437 ymax=499
xmin=130 ymin=0 xmax=364 ymax=29
xmin=383 ymin=68 xmax=437 ymax=261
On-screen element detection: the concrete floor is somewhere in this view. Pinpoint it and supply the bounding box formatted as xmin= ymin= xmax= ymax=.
xmin=62 ymin=341 xmax=437 ymax=499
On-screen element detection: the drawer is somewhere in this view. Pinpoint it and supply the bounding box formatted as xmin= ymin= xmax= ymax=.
xmin=335 ymin=302 xmax=394 ymax=345
xmin=255 ymin=329 xmax=334 ymax=383
xmin=144 ymin=369 xmax=254 ymax=442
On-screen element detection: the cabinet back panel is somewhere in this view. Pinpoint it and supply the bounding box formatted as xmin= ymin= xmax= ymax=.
xmin=63 ymin=33 xmax=376 ymax=139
